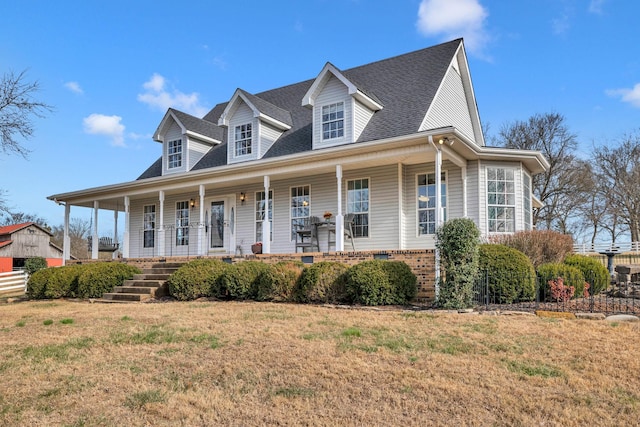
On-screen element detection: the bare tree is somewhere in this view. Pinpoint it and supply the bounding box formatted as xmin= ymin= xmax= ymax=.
xmin=0 ymin=70 xmax=53 ymax=158
xmin=592 ymin=132 xmax=640 ymax=241
xmin=496 ymin=113 xmax=580 ymax=229
xmin=51 ymin=218 xmax=91 ymax=259
xmin=0 ymin=211 xmax=50 ymax=230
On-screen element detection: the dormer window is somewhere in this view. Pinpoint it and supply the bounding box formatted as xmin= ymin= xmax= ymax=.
xmin=167 ymin=139 xmax=182 ymax=169
xmin=322 ymin=102 xmax=344 ymax=140
xmin=235 ymin=123 xmax=252 ymax=156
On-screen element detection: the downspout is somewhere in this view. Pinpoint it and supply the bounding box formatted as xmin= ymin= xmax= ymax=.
xmin=428 ymin=135 xmax=442 ymax=299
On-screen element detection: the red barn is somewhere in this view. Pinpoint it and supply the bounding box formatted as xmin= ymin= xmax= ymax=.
xmin=0 ymin=223 xmax=64 ymax=272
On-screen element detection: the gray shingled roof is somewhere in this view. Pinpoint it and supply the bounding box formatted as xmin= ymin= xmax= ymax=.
xmin=138 ymin=39 xmax=461 ymax=180
xmin=168 ymin=108 xmax=224 ymax=142
xmin=236 ymin=89 xmax=293 ymax=127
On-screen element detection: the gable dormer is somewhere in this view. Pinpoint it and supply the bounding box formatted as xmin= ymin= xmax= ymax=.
xmin=302 ymin=63 xmax=383 ymax=150
xmin=153 ymin=109 xmax=223 ymax=175
xmin=218 ymin=89 xmax=292 ymax=164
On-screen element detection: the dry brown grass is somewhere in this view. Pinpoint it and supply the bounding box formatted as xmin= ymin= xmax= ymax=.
xmin=0 ymin=300 xmax=638 ymax=426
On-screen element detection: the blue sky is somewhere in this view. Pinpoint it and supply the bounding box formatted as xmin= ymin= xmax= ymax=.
xmin=1 ymin=0 xmax=638 ymax=235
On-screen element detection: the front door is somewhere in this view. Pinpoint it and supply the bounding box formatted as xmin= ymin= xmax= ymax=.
xmin=206 ymin=197 xmax=235 ymax=253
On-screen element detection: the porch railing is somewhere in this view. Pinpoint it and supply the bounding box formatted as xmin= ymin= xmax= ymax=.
xmin=573 ymin=242 xmax=640 ymax=254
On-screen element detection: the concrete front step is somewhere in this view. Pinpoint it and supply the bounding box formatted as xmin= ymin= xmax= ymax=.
xmin=142 ymin=268 xmax=179 ymax=275
xmin=113 ymin=286 xmax=155 ymax=295
xmin=123 ymin=279 xmax=165 ymax=288
xmin=133 ymin=273 xmax=171 ymax=281
xmin=102 ymin=292 xmax=151 ymax=302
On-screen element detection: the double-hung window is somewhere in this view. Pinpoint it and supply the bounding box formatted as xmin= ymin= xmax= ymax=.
xmin=143 ymin=205 xmax=156 ymax=248
xmin=322 ymin=102 xmax=344 ymax=140
xmin=290 ymin=185 xmax=310 ymax=240
xmin=167 ymin=139 xmax=182 ymax=169
xmin=235 ymin=123 xmax=252 ymax=156
xmin=176 ymin=201 xmax=190 ymax=246
xmin=487 ymin=167 xmax=516 ymax=233
xmin=256 ymin=190 xmax=273 ymax=242
xmin=417 ymin=172 xmax=447 ymax=235
xmin=347 ymin=178 xmax=369 ymax=237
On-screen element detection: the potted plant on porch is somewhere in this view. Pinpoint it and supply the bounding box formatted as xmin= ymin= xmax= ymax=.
xmin=251 ymin=242 xmax=263 ymax=254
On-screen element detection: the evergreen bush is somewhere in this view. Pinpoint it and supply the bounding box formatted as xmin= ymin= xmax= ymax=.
xmin=537 ymin=263 xmax=585 ymax=301
xmin=219 ymin=261 xmax=272 ymax=300
xmin=27 ymin=268 xmax=54 ymax=299
xmin=296 ymin=261 xmax=349 ymax=304
xmin=255 ymin=260 xmax=305 ymax=302
xmin=24 ymin=257 xmax=47 ymax=275
xmin=44 ymin=265 xmax=84 ymax=298
xmin=345 ymin=260 xmax=417 ymax=306
xmin=478 ymin=244 xmax=536 ymax=303
xmin=167 ymin=258 xmax=229 ymax=301
xmin=436 ymin=218 xmax=480 ymax=309
xmin=76 ymin=263 xmax=141 ymax=298
xmin=563 ymin=254 xmax=609 ymax=295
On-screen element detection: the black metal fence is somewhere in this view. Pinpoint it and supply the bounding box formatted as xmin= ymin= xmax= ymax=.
xmin=473 ymin=270 xmax=640 ymax=315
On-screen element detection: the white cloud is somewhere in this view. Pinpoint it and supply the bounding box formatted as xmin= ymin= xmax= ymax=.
xmin=138 ymin=73 xmax=208 ymax=117
xmin=606 ymin=84 xmax=640 ymax=108
xmin=64 ymin=81 xmax=83 ymax=94
xmin=416 ymin=0 xmax=490 ymax=57
xmin=128 ymin=132 xmax=152 ymax=141
xmin=552 ymin=13 xmax=571 ymax=35
xmin=588 ymin=0 xmax=606 ymax=14
xmin=83 ymin=114 xmax=126 ymax=147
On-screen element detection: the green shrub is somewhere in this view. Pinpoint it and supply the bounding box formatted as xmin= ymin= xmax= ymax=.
xmin=167 ymin=259 xmax=229 ymax=301
xmin=25 ymin=257 xmax=47 ymax=275
xmin=436 ymin=218 xmax=480 ymax=309
xmin=491 ymin=230 xmax=574 ymax=268
xmin=27 ymin=268 xmax=54 ymax=299
xmin=563 ymin=254 xmax=609 ymax=295
xmin=255 ymin=260 xmax=305 ymax=302
xmin=296 ymin=262 xmax=349 ymax=304
xmin=537 ymin=263 xmax=585 ymax=300
xmin=478 ymin=244 xmax=536 ymax=303
xmin=76 ymin=263 xmax=141 ymax=298
xmin=44 ymin=265 xmax=84 ymax=298
xmin=345 ymin=260 xmax=417 ymax=306
xmin=219 ymin=261 xmax=272 ymax=300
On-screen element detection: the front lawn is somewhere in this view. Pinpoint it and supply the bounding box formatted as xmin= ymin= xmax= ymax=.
xmin=0 ymin=300 xmax=638 ymax=426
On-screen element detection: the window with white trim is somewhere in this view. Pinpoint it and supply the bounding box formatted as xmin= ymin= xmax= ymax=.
xmin=143 ymin=205 xmax=156 ymax=248
xmin=234 ymin=123 xmax=252 ymax=156
xmin=176 ymin=201 xmax=190 ymax=246
xmin=167 ymin=139 xmax=182 ymax=169
xmin=523 ymin=172 xmax=532 ymax=231
xmin=417 ymin=172 xmax=447 ymax=235
xmin=322 ymin=102 xmax=344 ymax=140
xmin=256 ymin=190 xmax=273 ymax=242
xmin=487 ymin=167 xmax=515 ymax=233
xmin=347 ymin=178 xmax=369 ymax=237
xmin=290 ymin=185 xmax=310 ymax=240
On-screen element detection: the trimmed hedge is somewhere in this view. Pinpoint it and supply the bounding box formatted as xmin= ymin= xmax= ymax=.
xmin=478 ymin=244 xmax=536 ymax=303
xmin=167 ymin=259 xmax=229 ymax=301
xmin=537 ymin=263 xmax=585 ymax=300
xmin=296 ymin=261 xmax=349 ymax=304
xmin=563 ymin=254 xmax=609 ymax=295
xmin=27 ymin=268 xmax=55 ymax=299
xmin=76 ymin=263 xmax=141 ymax=298
xmin=27 ymin=265 xmax=83 ymax=299
xmin=345 ymin=260 xmax=417 ymax=306
xmin=220 ymin=261 xmax=273 ymax=300
xmin=25 ymin=257 xmax=48 ymax=275
xmin=255 ymin=260 xmax=305 ymax=302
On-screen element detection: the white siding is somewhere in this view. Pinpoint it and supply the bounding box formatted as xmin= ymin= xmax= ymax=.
xmin=227 ymin=102 xmax=257 ymax=164
xmin=187 ymin=138 xmax=211 ymax=170
xmin=313 ymin=76 xmax=352 ymax=149
xmin=466 ymin=160 xmax=481 ymax=231
xmin=259 ymin=121 xmax=283 ymax=158
xmin=353 ymin=99 xmax=374 ymax=141
xmin=163 ymin=122 xmax=185 ymax=175
xmin=419 ymin=66 xmax=475 ymax=142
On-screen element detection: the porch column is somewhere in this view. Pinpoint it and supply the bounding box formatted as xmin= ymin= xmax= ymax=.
xmin=198 ymin=184 xmax=205 ymax=256
xmin=92 ymin=201 xmax=99 ymax=259
xmin=158 ymin=191 xmax=165 ymax=257
xmin=429 ymin=135 xmax=442 ymax=299
xmin=335 ymin=165 xmax=344 ymax=251
xmin=63 ymin=203 xmax=70 ymax=264
xmin=262 ymin=175 xmax=271 ymax=254
xmin=462 ymin=166 xmax=468 ymax=218
xmin=113 ymin=209 xmax=118 ymax=259
xmin=123 ymin=196 xmax=130 ymax=258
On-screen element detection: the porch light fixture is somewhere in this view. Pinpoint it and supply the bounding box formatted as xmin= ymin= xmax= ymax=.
xmin=240 ymin=192 xmax=246 ymax=204
xmin=438 ymin=137 xmax=454 ymax=146
xmin=190 ymin=198 xmax=196 ymax=208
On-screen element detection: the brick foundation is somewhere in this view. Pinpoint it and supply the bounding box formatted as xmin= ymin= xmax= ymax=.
xmin=69 ymin=249 xmax=437 ymax=302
